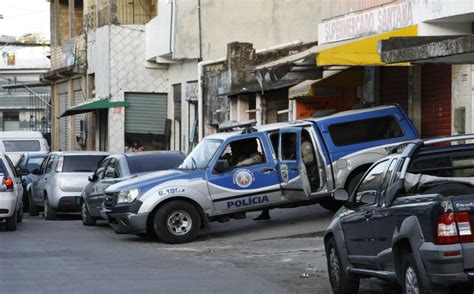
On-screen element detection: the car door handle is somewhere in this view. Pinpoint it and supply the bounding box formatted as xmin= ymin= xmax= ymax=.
xmin=260 ymin=167 xmax=275 ymax=174
xmin=364 ymin=211 xmax=373 ymax=219
xmin=290 ymin=166 xmax=299 ymax=171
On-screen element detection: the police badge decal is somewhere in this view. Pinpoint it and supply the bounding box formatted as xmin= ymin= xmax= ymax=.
xmin=233 ymin=169 xmax=254 ymax=188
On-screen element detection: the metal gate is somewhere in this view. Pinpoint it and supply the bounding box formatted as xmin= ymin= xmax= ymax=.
xmin=421 ymin=64 xmax=452 ymax=138
xmin=125 ymin=93 xmax=167 ymax=135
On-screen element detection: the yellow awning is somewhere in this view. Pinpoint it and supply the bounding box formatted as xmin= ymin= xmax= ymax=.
xmin=316 ymin=25 xmax=418 ymax=66
xmin=289 ymin=67 xmax=350 ymax=99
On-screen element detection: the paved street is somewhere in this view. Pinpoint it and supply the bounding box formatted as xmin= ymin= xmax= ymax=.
xmin=1 ymin=205 xmax=401 ymax=293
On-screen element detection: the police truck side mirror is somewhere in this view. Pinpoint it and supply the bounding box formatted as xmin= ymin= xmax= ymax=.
xmin=214 ymin=160 xmax=230 ymax=173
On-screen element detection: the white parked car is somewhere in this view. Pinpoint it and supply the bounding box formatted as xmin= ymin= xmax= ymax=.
xmin=0 ymin=131 xmax=49 ymax=164
xmin=0 ymin=154 xmax=24 ymax=231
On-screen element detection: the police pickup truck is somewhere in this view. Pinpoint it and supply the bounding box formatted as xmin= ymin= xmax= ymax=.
xmin=102 ymin=105 xmax=419 ymax=243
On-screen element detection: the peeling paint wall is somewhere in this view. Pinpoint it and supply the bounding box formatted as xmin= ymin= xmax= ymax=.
xmin=451 ymin=64 xmax=473 ymax=135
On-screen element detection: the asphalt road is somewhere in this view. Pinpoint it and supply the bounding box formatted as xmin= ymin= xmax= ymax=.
xmin=0 ymin=205 xmax=400 ymax=294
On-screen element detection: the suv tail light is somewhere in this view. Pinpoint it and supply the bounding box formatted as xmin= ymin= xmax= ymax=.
xmin=435 ymin=212 xmax=474 ymax=244
xmin=55 ymin=156 xmax=64 ymax=172
xmin=2 ymin=176 xmax=13 ymax=192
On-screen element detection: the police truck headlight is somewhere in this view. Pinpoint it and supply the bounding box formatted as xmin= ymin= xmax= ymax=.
xmin=117 ymin=188 xmax=140 ymax=204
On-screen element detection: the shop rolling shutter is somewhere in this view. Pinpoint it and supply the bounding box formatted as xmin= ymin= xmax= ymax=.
xmin=380 ymin=67 xmax=409 ymax=113
xmin=73 ymin=79 xmax=84 ymax=138
xmin=421 ymin=64 xmax=451 ymax=138
xmin=58 ymin=82 xmax=69 ymax=151
xmin=125 ymin=93 xmax=167 ymax=134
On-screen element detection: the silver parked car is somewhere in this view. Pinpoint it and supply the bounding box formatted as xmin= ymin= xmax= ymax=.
xmin=80 ymin=151 xmax=185 ymax=226
xmin=30 ymin=151 xmax=110 ymax=220
xmin=0 ymin=154 xmax=24 ymax=231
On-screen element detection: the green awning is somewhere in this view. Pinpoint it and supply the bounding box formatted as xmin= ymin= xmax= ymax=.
xmin=60 ymin=99 xmax=128 ymax=117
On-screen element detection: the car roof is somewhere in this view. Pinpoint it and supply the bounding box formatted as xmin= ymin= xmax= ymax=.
xmin=50 ymin=151 xmax=111 ymax=156
xmin=0 ymin=131 xmax=45 ymax=139
xmin=123 ymin=151 xmax=184 ymax=158
xmin=25 ymin=151 xmax=49 ymax=157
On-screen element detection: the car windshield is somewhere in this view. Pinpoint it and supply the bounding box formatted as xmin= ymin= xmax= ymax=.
xmin=127 ymin=153 xmax=185 ymax=174
xmin=27 ymin=156 xmax=47 ymax=172
xmin=3 ymin=140 xmax=41 ymax=152
xmin=178 ymin=139 xmax=222 ymax=170
xmin=62 ymin=155 xmax=108 ymax=173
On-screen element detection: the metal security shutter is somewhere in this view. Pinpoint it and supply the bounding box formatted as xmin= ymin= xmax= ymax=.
xmin=380 ymin=67 xmax=409 ymax=112
xmin=125 ymin=93 xmax=168 ymax=134
xmin=58 ymin=82 xmax=69 ymax=151
xmin=421 ymin=64 xmax=452 ymax=138
xmin=73 ymin=79 xmax=84 ymax=137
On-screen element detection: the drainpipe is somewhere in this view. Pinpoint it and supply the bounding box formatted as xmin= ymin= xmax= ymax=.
xmin=197 ymin=0 xmax=202 ymax=61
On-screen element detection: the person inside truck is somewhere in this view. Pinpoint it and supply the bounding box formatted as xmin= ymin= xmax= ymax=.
xmin=301 ymin=131 xmax=319 ymax=192
xmin=228 ymin=138 xmax=264 ymax=168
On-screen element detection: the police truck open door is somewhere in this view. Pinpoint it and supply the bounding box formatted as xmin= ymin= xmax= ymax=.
xmin=278 ymin=128 xmax=311 ymax=201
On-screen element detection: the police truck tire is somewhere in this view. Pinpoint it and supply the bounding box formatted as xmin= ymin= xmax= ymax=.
xmin=319 ymin=199 xmax=342 ymax=212
xmin=29 ymin=190 xmax=39 ymax=216
xmin=153 ymin=201 xmax=201 ymax=244
xmin=326 ymin=237 xmax=359 ymax=294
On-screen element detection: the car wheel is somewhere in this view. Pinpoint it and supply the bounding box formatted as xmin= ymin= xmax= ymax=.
xmin=44 ymin=197 xmax=57 ymax=220
xmin=326 ymin=237 xmax=359 ymax=294
xmin=29 ymin=190 xmax=39 ymax=216
xmin=17 ymin=201 xmax=23 ymax=223
xmin=319 ymin=199 xmax=342 ymax=212
xmin=5 ymin=209 xmax=17 ymax=231
xmin=81 ymin=201 xmax=96 ymax=226
xmin=153 ymin=201 xmax=201 ymax=244
xmin=402 ymin=254 xmax=426 ymax=294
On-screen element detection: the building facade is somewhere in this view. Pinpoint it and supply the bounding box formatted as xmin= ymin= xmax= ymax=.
xmin=146 ymin=0 xmax=322 ymax=152
xmin=0 ymin=43 xmax=51 ymax=138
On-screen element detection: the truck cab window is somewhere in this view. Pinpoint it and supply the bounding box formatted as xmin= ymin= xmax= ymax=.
xmin=281 ymin=133 xmax=297 ymax=160
xmin=301 ymin=129 xmax=319 ymax=192
xmin=218 ymin=137 xmax=266 ymax=170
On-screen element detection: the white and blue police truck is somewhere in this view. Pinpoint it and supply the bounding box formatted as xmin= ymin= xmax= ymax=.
xmin=102 ymin=105 xmax=419 ymax=243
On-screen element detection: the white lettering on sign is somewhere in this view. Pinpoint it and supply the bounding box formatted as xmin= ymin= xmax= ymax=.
xmin=318 ymin=1 xmax=414 ymax=44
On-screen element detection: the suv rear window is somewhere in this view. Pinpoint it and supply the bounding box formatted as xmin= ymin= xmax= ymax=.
xmin=62 ymin=155 xmax=108 ymax=173
xmin=0 ymin=160 xmax=8 ymax=176
xmin=127 ymin=153 xmax=184 ymax=174
xmin=329 ymin=116 xmax=404 ymax=147
xmin=3 ymin=140 xmax=40 ymax=152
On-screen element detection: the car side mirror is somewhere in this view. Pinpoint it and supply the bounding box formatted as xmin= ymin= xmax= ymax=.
xmin=214 ymin=159 xmax=230 ymax=173
xmin=88 ymin=174 xmax=98 ymax=182
xmin=333 ymin=188 xmax=349 ymax=202
xmin=359 ymin=193 xmax=377 ymax=205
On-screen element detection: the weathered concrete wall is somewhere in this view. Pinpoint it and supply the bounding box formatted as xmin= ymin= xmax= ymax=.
xmin=173 ymin=0 xmax=321 ymax=60
xmin=451 ymin=64 xmax=473 ymax=135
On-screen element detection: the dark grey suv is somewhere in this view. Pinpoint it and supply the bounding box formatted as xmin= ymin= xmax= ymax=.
xmin=80 ymin=151 xmax=185 ymax=226
xmin=325 ymin=135 xmax=474 ymax=293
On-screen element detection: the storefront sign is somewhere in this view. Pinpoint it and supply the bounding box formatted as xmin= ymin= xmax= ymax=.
xmin=318 ymin=1 xmax=414 ymax=44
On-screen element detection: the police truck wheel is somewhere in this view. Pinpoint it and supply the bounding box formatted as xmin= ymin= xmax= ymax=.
xmin=44 ymin=197 xmax=57 ymax=220
xmin=153 ymin=201 xmax=201 ymax=244
xmin=81 ymin=201 xmax=96 ymax=226
xmin=326 ymin=237 xmax=359 ymax=294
